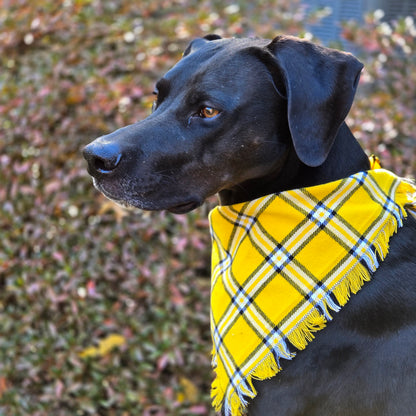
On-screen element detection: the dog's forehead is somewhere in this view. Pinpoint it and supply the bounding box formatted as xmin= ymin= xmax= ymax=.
xmin=161 ymin=38 xmax=268 ymax=87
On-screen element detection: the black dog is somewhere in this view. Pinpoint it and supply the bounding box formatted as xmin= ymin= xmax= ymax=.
xmin=83 ymin=35 xmax=416 ymax=415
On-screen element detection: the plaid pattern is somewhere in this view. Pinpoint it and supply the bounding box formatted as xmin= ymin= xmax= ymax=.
xmin=209 ymin=168 xmax=416 ymax=416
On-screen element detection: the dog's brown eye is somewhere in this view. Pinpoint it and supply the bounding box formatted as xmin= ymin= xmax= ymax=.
xmin=200 ymin=107 xmax=219 ymax=118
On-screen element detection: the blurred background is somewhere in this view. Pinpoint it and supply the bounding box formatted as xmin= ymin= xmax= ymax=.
xmin=0 ymin=0 xmax=415 ymax=415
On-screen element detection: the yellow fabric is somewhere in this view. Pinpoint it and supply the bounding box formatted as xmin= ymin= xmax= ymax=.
xmin=209 ymin=168 xmax=416 ymax=416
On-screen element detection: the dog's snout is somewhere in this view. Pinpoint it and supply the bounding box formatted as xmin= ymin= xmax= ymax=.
xmin=83 ymin=140 xmax=122 ymax=176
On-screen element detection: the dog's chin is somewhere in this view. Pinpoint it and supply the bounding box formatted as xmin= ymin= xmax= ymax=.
xmin=93 ymin=179 xmax=203 ymax=214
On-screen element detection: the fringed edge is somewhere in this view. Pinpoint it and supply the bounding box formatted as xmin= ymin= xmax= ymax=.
xmin=211 ymin=308 xmax=329 ymax=416
xmin=212 ymin=350 xmax=283 ymax=416
xmin=211 ymin=337 xmax=291 ymax=416
xmin=212 ymin=195 xmax=411 ymax=416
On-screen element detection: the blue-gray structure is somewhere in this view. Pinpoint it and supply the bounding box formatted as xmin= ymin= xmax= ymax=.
xmin=302 ymin=0 xmax=416 ymax=44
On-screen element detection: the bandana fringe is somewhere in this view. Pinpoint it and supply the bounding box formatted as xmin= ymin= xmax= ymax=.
xmin=210 ymin=171 xmax=416 ymax=416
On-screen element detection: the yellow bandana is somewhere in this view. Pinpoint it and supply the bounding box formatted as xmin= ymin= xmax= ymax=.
xmin=209 ymin=167 xmax=416 ymax=416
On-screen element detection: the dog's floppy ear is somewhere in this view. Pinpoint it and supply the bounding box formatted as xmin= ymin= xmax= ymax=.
xmin=266 ymin=36 xmax=363 ymax=167
xmin=183 ymin=34 xmax=222 ymax=57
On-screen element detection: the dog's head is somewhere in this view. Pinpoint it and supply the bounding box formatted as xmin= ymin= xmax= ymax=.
xmin=83 ymin=35 xmax=363 ymax=213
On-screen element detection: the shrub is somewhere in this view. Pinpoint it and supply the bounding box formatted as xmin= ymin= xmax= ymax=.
xmin=343 ymin=11 xmax=416 ymax=176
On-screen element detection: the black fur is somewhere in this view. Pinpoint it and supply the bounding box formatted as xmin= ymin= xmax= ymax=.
xmin=83 ymin=35 xmax=416 ymax=415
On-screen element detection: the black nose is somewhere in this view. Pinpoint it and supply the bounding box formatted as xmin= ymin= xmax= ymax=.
xmin=83 ymin=139 xmax=122 ymax=177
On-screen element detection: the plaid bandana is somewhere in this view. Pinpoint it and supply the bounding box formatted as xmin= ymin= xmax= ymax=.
xmin=209 ymin=166 xmax=416 ymax=416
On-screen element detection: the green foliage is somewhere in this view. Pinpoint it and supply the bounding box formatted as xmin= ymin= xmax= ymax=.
xmin=0 ymin=1 xmax=414 ymax=415
xmin=343 ymin=11 xmax=416 ymax=176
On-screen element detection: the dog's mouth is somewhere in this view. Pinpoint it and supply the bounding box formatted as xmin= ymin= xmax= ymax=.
xmin=167 ymin=199 xmax=201 ymax=214
xmin=93 ymin=179 xmax=202 ymax=213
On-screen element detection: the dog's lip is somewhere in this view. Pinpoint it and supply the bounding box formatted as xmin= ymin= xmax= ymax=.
xmin=93 ymin=180 xmax=131 ymax=206
xmin=167 ymin=199 xmax=201 ymax=214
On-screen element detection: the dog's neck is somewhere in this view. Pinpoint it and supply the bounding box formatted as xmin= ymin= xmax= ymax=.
xmin=218 ymin=123 xmax=371 ymax=205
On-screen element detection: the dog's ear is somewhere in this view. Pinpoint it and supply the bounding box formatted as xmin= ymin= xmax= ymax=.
xmin=183 ymin=34 xmax=222 ymax=57
xmin=266 ymin=36 xmax=363 ymax=167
